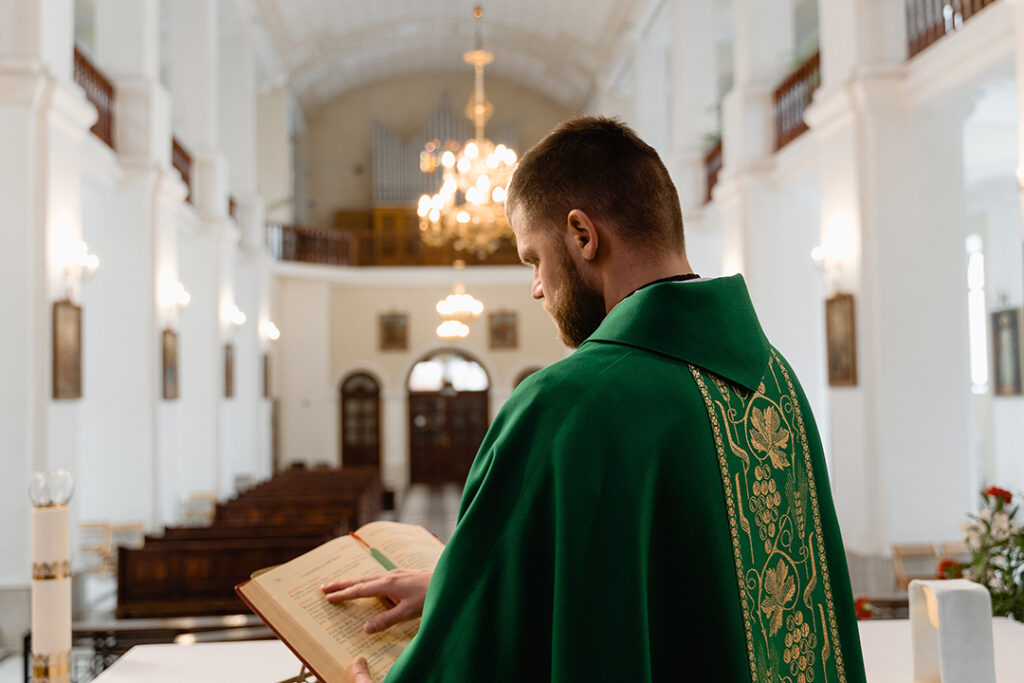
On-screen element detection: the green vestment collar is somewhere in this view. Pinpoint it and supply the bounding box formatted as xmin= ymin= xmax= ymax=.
xmin=584 ymin=274 xmax=771 ymax=392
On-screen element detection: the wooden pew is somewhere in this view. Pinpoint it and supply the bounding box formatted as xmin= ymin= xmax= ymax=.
xmin=116 ymin=467 xmax=383 ymax=618
xmin=116 ymin=536 xmax=326 ymax=618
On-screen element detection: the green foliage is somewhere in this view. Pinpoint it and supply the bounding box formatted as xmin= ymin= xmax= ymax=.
xmin=960 ymin=487 xmax=1024 ymax=621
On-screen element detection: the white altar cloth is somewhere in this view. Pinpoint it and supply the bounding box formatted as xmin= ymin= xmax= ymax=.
xmin=91 ymin=639 xmax=302 ymax=682
xmin=92 ymin=617 xmax=1024 ymax=682
xmin=858 ymin=617 xmax=1024 ymax=683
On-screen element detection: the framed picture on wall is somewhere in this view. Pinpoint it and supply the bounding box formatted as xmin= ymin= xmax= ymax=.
xmin=991 ymin=308 xmax=1022 ymax=396
xmin=225 ymin=343 xmax=235 ymax=398
xmin=825 ymin=293 xmax=857 ymax=387
xmin=489 ymin=311 xmax=518 ymax=350
xmin=162 ymin=328 xmax=179 ymax=400
xmin=379 ymin=312 xmax=408 ymax=351
xmin=52 ymin=299 xmax=82 ymax=399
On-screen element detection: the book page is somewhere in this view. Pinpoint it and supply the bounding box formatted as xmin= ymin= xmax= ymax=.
xmin=355 ymin=521 xmax=446 ymax=571
xmin=249 ymin=536 xmax=420 ymax=682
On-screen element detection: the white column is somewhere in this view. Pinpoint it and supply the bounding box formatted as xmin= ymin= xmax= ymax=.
xmin=0 ymin=0 xmax=92 ymax=590
xmin=167 ymin=0 xmax=232 ymax=500
xmin=1013 ymin=0 xmax=1024 ymax=230
xmin=631 ymin=4 xmax=672 ymax=158
xmin=669 ymin=0 xmax=718 ymax=212
xmin=89 ymin=0 xmax=186 ymax=527
xmin=716 ymin=0 xmax=795 ymax=276
xmin=808 ymin=0 xmax=973 ymax=557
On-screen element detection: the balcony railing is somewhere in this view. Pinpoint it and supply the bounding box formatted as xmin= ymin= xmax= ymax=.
xmin=773 ymin=50 xmax=821 ymax=151
xmin=267 ymin=223 xmax=359 ymax=266
xmin=703 ymin=139 xmax=723 ymax=204
xmin=172 ymin=137 xmax=193 ymax=204
xmin=73 ymin=47 xmax=115 ymax=149
xmin=906 ymin=0 xmax=1000 ymax=58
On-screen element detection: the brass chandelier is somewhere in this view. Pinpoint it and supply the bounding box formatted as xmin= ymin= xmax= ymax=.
xmin=417 ymin=5 xmax=517 ymax=257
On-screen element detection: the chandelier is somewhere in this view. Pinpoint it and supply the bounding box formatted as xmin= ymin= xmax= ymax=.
xmin=435 ymin=279 xmax=484 ymax=340
xmin=417 ymin=5 xmax=517 ymax=257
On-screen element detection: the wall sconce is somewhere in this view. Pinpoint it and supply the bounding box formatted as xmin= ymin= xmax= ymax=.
xmin=170 ymin=281 xmax=191 ymax=309
xmin=261 ymin=320 xmax=281 ymax=342
xmin=63 ymin=240 xmax=99 ymax=296
xmin=228 ymin=304 xmax=247 ymax=327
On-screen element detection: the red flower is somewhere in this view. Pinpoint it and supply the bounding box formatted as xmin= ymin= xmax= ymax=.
xmin=937 ymin=559 xmax=963 ymax=579
xmin=985 ymin=486 xmax=1012 ymax=505
xmin=854 ymin=597 xmax=874 ymax=620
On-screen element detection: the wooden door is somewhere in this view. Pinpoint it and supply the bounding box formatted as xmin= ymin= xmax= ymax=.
xmin=341 ymin=373 xmax=381 ymax=469
xmin=408 ymin=390 xmax=488 ymax=484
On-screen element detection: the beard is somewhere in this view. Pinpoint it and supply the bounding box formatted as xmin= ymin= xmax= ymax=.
xmin=548 ymin=248 xmax=607 ymax=349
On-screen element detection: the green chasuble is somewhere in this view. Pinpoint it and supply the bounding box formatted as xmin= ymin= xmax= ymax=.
xmin=386 ymin=275 xmax=866 ymax=683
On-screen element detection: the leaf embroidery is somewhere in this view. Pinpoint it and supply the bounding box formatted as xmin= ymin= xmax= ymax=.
xmin=750 ymin=405 xmax=791 ymax=469
xmin=761 ymin=560 xmax=795 ymax=636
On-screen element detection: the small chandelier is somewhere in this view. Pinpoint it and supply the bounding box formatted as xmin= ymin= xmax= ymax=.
xmin=417 ymin=5 xmax=517 ymax=257
xmin=434 ymin=279 xmax=484 ymax=340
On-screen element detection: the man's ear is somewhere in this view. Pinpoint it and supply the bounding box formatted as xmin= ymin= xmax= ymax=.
xmin=566 ymin=209 xmax=599 ymax=262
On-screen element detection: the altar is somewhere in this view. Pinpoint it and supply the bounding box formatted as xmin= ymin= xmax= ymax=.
xmin=90 ymin=617 xmax=1024 ymax=682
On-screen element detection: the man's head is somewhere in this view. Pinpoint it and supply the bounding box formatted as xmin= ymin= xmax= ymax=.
xmin=506 ymin=117 xmax=689 ymax=348
xmin=506 ymin=116 xmax=685 ymax=255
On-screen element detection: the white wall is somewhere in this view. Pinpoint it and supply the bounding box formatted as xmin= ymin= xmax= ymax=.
xmin=274 ymin=265 xmax=567 ymax=491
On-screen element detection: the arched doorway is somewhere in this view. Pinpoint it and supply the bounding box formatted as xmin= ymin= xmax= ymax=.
xmin=407 ymin=350 xmax=490 ymax=484
xmin=340 ymin=372 xmax=381 ymax=469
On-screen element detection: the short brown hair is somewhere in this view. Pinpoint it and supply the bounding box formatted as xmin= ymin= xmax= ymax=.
xmin=506 ymin=116 xmax=684 ymax=251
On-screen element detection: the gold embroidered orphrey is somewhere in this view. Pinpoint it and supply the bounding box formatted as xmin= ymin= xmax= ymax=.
xmin=32 ymin=560 xmax=71 ymax=581
xmin=689 ymin=349 xmax=847 ymax=683
xmin=32 ymin=650 xmax=70 ymax=682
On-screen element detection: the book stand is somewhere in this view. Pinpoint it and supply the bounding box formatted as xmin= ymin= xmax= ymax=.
xmin=275 ymin=664 xmax=317 ymax=683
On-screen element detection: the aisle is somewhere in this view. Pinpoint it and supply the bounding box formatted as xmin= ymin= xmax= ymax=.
xmin=396 ymin=483 xmax=462 ymax=543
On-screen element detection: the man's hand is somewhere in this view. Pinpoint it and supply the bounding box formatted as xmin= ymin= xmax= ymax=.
xmin=351 ymin=656 xmax=374 ymax=683
xmin=321 ymin=568 xmax=432 ymax=633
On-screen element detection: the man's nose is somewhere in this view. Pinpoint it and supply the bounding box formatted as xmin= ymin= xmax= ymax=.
xmin=531 ymin=278 xmax=543 ymax=300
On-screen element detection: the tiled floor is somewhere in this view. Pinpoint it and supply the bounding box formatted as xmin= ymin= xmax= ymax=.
xmin=395 ymin=482 xmax=462 ymax=543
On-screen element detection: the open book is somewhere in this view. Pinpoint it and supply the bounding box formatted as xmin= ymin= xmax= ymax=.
xmin=236 ymin=521 xmax=445 ymax=683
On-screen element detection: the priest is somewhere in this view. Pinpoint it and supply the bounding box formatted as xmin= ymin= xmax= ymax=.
xmin=324 ymin=117 xmax=867 ymax=683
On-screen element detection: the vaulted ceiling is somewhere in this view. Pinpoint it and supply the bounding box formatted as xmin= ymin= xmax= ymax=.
xmin=249 ymin=0 xmax=646 ymax=113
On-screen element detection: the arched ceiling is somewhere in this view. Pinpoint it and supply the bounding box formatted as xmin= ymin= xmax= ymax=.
xmin=249 ymin=0 xmax=645 ymax=113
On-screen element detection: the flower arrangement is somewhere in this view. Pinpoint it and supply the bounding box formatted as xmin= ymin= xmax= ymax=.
xmin=954 ymin=486 xmax=1024 ymax=621
xmin=853 ymin=597 xmax=874 ymax=620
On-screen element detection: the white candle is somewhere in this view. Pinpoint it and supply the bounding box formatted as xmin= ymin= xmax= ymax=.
xmin=30 ymin=472 xmax=73 ymax=683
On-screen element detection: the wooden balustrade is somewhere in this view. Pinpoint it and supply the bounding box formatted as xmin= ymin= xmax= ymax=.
xmin=73 ymin=47 xmax=115 ymax=149
xmin=171 ymin=137 xmax=193 ymax=204
xmin=266 ymin=223 xmax=359 ymax=266
xmin=906 ymin=0 xmax=999 ymax=58
xmin=773 ymin=50 xmax=821 ymax=151
xmin=703 ymin=139 xmax=723 ymax=204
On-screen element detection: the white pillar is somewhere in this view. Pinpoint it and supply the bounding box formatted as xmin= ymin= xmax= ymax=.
xmin=90 ymin=0 xmax=186 ymax=528
xmin=0 ymin=0 xmax=92 ymax=593
xmin=631 ymin=5 xmax=672 ymax=158
xmin=167 ymin=0 xmax=233 ymax=500
xmin=808 ymin=0 xmax=973 ymax=557
xmin=669 ymin=0 xmax=718 ymax=211
xmin=717 ymin=0 xmax=795 ymax=275
xmin=1013 ymin=0 xmax=1024 ymax=230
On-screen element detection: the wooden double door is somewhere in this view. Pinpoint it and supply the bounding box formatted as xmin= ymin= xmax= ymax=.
xmin=408 ymin=390 xmax=489 ymax=485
